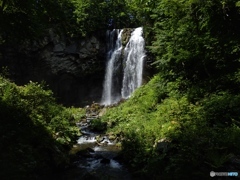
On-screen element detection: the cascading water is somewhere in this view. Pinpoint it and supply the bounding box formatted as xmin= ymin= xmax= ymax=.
xmin=121 ymin=27 xmax=145 ymax=99
xmin=101 ymin=27 xmax=145 ymax=105
xmin=101 ymin=29 xmax=123 ymax=105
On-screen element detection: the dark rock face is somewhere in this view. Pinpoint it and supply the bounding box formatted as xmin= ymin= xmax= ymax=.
xmin=0 ymin=29 xmax=107 ymax=106
xmin=121 ymin=28 xmax=133 ymax=47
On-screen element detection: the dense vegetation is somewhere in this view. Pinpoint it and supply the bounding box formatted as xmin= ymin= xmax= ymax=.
xmin=0 ymin=75 xmax=85 ymax=179
xmin=1 ymin=0 xmax=240 ymax=179
xmin=100 ymin=75 xmax=240 ymax=178
xmin=0 ymin=0 xmax=138 ymax=44
xmin=97 ymin=0 xmax=240 ymax=178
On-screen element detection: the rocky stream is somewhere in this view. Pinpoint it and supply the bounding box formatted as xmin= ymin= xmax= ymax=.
xmin=55 ymin=103 xmax=131 ymax=180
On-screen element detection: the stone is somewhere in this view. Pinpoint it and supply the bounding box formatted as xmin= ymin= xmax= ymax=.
xmin=76 ymin=148 xmax=94 ymax=158
xmin=53 ymin=43 xmax=65 ymax=52
xmin=95 ymin=135 xmax=103 ymax=142
xmin=86 ymin=147 xmax=95 ymax=153
xmin=154 ymin=138 xmax=171 ymax=153
xmin=108 ymin=135 xmax=116 ymax=141
xmin=98 ymin=107 xmax=107 ymax=117
xmin=100 ymin=158 xmax=110 ymax=164
xmin=65 ymin=43 xmax=77 ymax=54
xmin=121 ymin=28 xmax=133 ymax=47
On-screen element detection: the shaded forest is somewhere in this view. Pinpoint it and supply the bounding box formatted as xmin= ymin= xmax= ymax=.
xmin=1 ymin=0 xmax=240 ymax=179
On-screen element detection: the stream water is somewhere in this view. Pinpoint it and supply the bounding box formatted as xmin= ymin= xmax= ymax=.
xmin=53 ymin=27 xmax=146 ymax=179
xmin=54 ymin=107 xmax=131 ymax=180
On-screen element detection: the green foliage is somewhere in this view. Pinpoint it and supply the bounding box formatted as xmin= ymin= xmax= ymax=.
xmin=148 ymin=0 xmax=240 ymax=95
xmin=0 ymin=0 xmax=140 ymax=44
xmin=110 ymin=0 xmax=240 ymax=178
xmin=69 ymin=0 xmax=139 ymax=35
xmin=100 ymin=73 xmax=240 ymax=178
xmin=1 ymin=0 xmax=72 ymax=42
xmin=0 ymin=76 xmax=85 ymax=179
xmin=1 ymin=0 xmax=240 ymax=179
xmin=91 ymin=118 xmax=107 ymax=132
xmin=202 ymin=92 xmax=240 ymax=126
xmin=107 ymin=4 xmax=240 ymax=177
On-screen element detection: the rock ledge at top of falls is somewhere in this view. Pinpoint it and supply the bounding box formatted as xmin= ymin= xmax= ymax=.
xmin=121 ymin=28 xmax=133 ymax=47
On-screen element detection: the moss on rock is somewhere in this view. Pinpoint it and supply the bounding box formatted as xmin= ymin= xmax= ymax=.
xmin=121 ymin=28 xmax=133 ymax=47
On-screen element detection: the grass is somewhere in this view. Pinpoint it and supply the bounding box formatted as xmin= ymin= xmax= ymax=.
xmin=98 ymin=74 xmax=240 ymax=179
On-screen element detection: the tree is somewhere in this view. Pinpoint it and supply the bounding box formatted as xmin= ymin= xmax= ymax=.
xmin=0 ymin=0 xmax=68 ymax=43
xmin=149 ymin=0 xmax=240 ymax=97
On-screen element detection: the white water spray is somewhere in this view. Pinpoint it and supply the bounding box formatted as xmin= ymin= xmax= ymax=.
xmin=101 ymin=27 xmax=145 ymax=105
xmin=101 ymin=30 xmax=123 ymax=105
xmin=121 ymin=27 xmax=145 ymax=99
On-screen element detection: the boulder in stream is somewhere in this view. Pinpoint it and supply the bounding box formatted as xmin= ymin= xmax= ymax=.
xmin=100 ymin=158 xmax=111 ymax=164
xmin=76 ymin=147 xmax=95 ymax=158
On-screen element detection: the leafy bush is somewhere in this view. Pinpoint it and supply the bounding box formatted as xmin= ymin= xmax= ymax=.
xmin=0 ymin=76 xmax=85 ymax=179
xmin=100 ymin=73 xmax=240 ymax=179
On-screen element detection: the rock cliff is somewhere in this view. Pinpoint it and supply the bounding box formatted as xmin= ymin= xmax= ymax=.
xmin=0 ymin=28 xmax=153 ymax=106
xmin=0 ymin=29 xmax=106 ymax=106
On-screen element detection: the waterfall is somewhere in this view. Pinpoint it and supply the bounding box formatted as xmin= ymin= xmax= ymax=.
xmin=101 ymin=27 xmax=145 ymax=105
xmin=121 ymin=27 xmax=145 ymax=99
xmin=101 ymin=29 xmax=123 ymax=105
